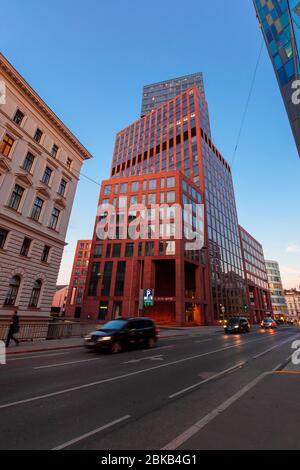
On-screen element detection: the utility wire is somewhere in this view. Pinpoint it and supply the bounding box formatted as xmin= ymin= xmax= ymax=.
xmin=71 ymin=41 xmax=265 ymax=184
xmin=231 ymin=40 xmax=264 ymax=168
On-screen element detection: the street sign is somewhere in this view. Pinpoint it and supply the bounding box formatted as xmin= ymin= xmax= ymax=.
xmin=143 ymin=288 xmax=154 ymax=307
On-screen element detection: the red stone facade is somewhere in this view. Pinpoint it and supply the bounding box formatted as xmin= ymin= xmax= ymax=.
xmin=65 ymin=240 xmax=91 ymax=318
xmin=81 ymin=172 xmax=211 ymax=326
xmin=239 ymin=226 xmax=273 ymax=323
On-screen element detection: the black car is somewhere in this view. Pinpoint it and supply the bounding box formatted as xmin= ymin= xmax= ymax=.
xmin=224 ymin=317 xmax=250 ymax=334
xmin=84 ymin=317 xmax=159 ymax=353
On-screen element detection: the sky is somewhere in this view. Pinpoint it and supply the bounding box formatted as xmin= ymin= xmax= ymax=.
xmin=1 ymin=0 xmax=300 ymax=289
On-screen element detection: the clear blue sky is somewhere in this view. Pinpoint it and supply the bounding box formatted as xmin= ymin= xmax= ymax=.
xmin=2 ymin=0 xmax=300 ymax=288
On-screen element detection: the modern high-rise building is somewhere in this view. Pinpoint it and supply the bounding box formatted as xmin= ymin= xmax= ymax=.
xmin=0 ymin=53 xmax=92 ymax=325
xmin=65 ymin=240 xmax=92 ymax=318
xmin=265 ymin=260 xmax=288 ymax=319
xmin=141 ymin=73 xmax=205 ymax=117
xmin=239 ymin=226 xmax=273 ymax=323
xmin=81 ymin=81 xmax=248 ymax=325
xmin=253 ymin=0 xmax=300 ymax=156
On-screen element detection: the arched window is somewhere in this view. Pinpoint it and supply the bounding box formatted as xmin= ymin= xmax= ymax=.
xmin=29 ymin=279 xmax=42 ymax=308
xmin=4 ymin=275 xmax=21 ymax=306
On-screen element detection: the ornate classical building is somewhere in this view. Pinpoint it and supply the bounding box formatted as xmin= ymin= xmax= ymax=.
xmin=0 ymin=53 xmax=91 ymax=324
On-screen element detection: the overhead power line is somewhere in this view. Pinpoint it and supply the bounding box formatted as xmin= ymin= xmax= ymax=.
xmin=231 ymin=40 xmax=264 ymax=168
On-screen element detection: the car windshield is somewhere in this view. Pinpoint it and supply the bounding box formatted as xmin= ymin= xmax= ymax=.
xmin=99 ymin=320 xmax=127 ymax=331
xmin=228 ymin=318 xmax=240 ymax=324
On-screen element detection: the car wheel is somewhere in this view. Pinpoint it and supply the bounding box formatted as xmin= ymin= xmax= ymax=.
xmin=111 ymin=341 xmax=122 ymax=354
xmin=147 ymin=337 xmax=156 ymax=349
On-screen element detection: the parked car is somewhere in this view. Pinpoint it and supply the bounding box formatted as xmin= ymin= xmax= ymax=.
xmin=261 ymin=318 xmax=277 ymax=329
xmin=224 ymin=317 xmax=250 ymax=334
xmin=84 ymin=317 xmax=159 ymax=353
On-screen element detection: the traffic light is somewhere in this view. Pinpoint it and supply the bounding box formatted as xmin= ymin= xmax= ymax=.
xmin=244 ymin=304 xmax=248 ymax=312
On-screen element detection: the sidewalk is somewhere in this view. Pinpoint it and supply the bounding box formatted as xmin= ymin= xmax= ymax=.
xmin=4 ymin=326 xmax=223 ymax=355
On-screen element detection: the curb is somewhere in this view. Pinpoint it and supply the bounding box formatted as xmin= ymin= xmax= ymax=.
xmin=6 ymin=344 xmax=84 ymax=356
xmin=6 ymin=333 xmax=190 ymax=356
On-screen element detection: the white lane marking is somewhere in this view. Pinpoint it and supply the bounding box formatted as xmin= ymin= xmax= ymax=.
xmin=7 ymin=352 xmax=71 ymax=362
xmin=122 ymin=355 xmax=164 ymax=365
xmin=52 ymin=415 xmax=131 ymax=450
xmin=34 ymin=357 xmax=101 ymax=370
xmin=253 ymin=334 xmax=300 ymax=360
xmin=162 ymin=369 xmax=275 ymax=450
xmin=169 ymin=362 xmax=245 ymax=399
xmin=0 ymin=335 xmax=275 ymax=410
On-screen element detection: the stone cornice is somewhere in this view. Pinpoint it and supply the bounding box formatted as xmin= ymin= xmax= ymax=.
xmin=0 ymin=211 xmax=67 ymax=247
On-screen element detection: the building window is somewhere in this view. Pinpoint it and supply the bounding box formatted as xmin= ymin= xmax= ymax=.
xmin=149 ymin=179 xmax=157 ymax=190
xmin=0 ymin=134 xmax=15 ymax=157
xmin=34 ymin=128 xmax=43 ymax=143
xmin=66 ymin=158 xmax=72 ymax=169
xmin=8 ymin=184 xmax=24 ymax=211
xmin=42 ymin=166 xmax=53 ymax=185
xmin=28 ymin=280 xmax=42 ymax=308
xmin=131 ymin=181 xmax=139 ymax=192
xmin=41 ymin=245 xmax=50 ymax=263
xmin=104 ymin=185 xmax=112 ymax=196
xmin=94 ymin=244 xmax=103 ymax=258
xmin=31 ymin=197 xmax=44 ymax=222
xmin=145 ymin=242 xmax=154 ymax=256
xmin=76 ymin=287 xmax=83 ymax=305
xmin=130 ymin=195 xmax=138 ymax=206
xmin=125 ymin=243 xmax=134 ymax=257
xmin=88 ymin=262 xmax=100 ymax=296
xmin=4 ymin=275 xmax=21 ymax=306
xmin=148 ymin=193 xmax=156 ymax=204
xmin=166 ymin=241 xmax=176 ymax=255
xmin=22 ymin=152 xmax=35 ymax=172
xmin=120 ymin=183 xmax=128 ymax=194
xmin=167 ymin=191 xmax=176 ymax=203
xmin=51 ymin=144 xmax=59 ymax=158
xmin=0 ymin=228 xmax=8 ymax=249
xmin=13 ymin=110 xmax=25 ymax=126
xmin=167 ymin=177 xmax=175 ymax=188
xmin=138 ymin=242 xmax=143 ymax=257
xmin=114 ymin=261 xmax=126 ymax=296
xmin=49 ymin=208 xmax=60 ymax=230
xmin=58 ymin=179 xmax=67 ymax=197
xmin=112 ymin=243 xmax=121 ymax=257
xmin=101 ymin=261 xmax=113 ymax=296
xmin=20 ymin=237 xmax=32 ymax=257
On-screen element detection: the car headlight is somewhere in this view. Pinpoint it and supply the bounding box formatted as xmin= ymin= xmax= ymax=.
xmin=234 ymin=325 xmax=239 ymax=329
xmin=97 ymin=336 xmax=112 ymax=342
xmin=223 ymin=325 xmax=227 ymax=329
xmin=84 ymin=335 xmax=91 ymax=341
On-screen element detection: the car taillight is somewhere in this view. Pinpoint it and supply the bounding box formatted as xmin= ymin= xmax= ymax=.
xmin=155 ymin=328 xmax=160 ymax=334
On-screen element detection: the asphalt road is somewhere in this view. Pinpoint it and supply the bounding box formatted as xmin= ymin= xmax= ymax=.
xmin=0 ymin=326 xmax=299 ymax=450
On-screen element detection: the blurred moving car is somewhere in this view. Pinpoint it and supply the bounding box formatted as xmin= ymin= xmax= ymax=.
xmin=224 ymin=317 xmax=250 ymax=334
xmin=261 ymin=318 xmax=277 ymax=329
xmin=84 ymin=317 xmax=159 ymax=353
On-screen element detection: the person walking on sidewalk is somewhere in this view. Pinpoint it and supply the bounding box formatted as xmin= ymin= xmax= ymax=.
xmin=6 ymin=310 xmax=20 ymax=348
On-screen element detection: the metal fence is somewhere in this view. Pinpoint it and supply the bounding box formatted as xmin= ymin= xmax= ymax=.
xmin=0 ymin=321 xmax=100 ymax=342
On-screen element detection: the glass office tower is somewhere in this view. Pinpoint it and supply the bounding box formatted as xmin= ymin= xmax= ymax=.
xmin=254 ymin=0 xmax=300 ymax=156
xmin=82 ymin=86 xmax=247 ymax=324
xmin=141 ymin=73 xmax=205 ymax=115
